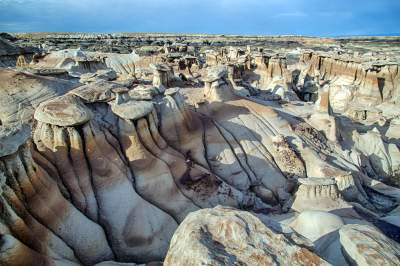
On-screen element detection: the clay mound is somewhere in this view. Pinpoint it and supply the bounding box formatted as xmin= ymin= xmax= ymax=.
xmin=0 ymin=37 xmax=38 ymax=67
xmin=1 ymin=35 xmax=400 ymax=265
xmin=1 ymin=85 xmax=276 ymax=264
xmin=0 ymin=69 xmax=78 ymax=124
xmin=0 ymin=123 xmax=31 ymax=157
xmin=33 ymin=49 xmax=141 ymax=78
xmin=0 ymin=37 xmax=20 ymax=57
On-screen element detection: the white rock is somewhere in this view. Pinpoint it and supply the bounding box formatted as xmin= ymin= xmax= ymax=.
xmin=339 ymin=224 xmax=400 ymax=266
xmin=164 ymin=206 xmax=329 ymax=266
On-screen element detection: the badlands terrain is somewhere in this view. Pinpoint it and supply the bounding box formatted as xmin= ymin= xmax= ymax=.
xmin=0 ymin=32 xmax=400 ymax=265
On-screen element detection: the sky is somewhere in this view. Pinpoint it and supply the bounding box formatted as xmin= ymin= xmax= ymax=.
xmin=0 ymin=0 xmax=399 ymax=36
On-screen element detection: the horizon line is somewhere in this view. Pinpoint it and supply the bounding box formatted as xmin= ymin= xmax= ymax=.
xmin=7 ymin=32 xmax=400 ymax=39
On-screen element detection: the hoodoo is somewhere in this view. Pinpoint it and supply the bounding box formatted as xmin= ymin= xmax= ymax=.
xmin=0 ymin=32 xmax=400 ymax=266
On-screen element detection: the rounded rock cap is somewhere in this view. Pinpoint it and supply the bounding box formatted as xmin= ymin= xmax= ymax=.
xmin=150 ymin=63 xmax=170 ymax=72
xmin=0 ymin=123 xmax=31 ymax=157
xmin=128 ymin=85 xmax=159 ymax=100
xmin=111 ymin=99 xmax=154 ymax=120
xmin=165 ymin=87 xmax=180 ymax=96
xmin=70 ymin=81 xmax=127 ymax=103
xmin=298 ymin=177 xmax=336 ymax=186
xmin=34 ymin=95 xmax=93 ymax=126
xmin=204 ymin=65 xmax=228 ymax=83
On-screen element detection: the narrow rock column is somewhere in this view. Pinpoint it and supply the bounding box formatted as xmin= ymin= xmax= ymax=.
xmin=151 ymin=63 xmax=172 ymax=88
xmin=203 ymin=65 xmax=236 ymax=102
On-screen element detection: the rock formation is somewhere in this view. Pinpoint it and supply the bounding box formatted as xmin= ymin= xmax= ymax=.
xmin=0 ymin=33 xmax=399 ymax=265
xmin=165 ymin=206 xmax=329 ymax=266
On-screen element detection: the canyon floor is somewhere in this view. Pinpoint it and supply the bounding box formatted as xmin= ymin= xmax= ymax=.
xmin=0 ymin=33 xmax=400 ymax=266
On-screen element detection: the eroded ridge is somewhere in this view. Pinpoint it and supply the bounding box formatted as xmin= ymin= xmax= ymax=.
xmin=0 ymin=33 xmax=400 ymax=265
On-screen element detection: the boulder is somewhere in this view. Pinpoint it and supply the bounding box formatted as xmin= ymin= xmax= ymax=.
xmin=164 ymin=206 xmax=328 ymax=266
xmin=290 ymin=211 xmax=344 ymax=242
xmin=339 ymin=224 xmax=400 ymax=266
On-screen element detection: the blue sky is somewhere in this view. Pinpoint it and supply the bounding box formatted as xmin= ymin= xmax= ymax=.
xmin=0 ymin=0 xmax=399 ymax=36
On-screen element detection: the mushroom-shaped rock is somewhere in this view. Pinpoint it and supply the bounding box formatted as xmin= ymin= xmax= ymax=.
xmin=0 ymin=123 xmax=31 ymax=157
xmin=34 ymin=95 xmax=93 ymax=126
xmin=110 ymin=99 xmax=154 ymax=120
xmin=164 ymin=206 xmax=329 ymax=266
xmin=290 ymin=211 xmax=344 ymax=242
xmin=203 ymin=65 xmax=228 ymax=83
xmin=150 ymin=63 xmax=170 ymax=73
xmin=70 ymin=81 xmax=127 ymax=103
xmin=150 ymin=63 xmax=172 ymax=88
xmin=112 ymin=86 xmax=130 ymax=104
xmin=164 ymin=87 xmax=180 ymax=96
xmin=128 ymin=85 xmax=159 ymax=100
xmin=203 ymin=66 xmax=236 ymax=102
xmin=339 ymin=224 xmax=400 ymax=266
xmin=291 ymin=178 xmax=352 ymax=214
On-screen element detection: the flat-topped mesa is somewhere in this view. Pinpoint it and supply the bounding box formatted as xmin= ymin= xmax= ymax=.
xmin=300 ymin=51 xmax=400 ymax=105
xmin=291 ymin=177 xmax=352 ymax=213
xmin=34 ymin=95 xmax=93 ymax=127
xmin=150 ymin=63 xmax=174 ymax=89
xmin=203 ymin=65 xmax=237 ymax=102
xmin=0 ymin=123 xmax=31 ymax=157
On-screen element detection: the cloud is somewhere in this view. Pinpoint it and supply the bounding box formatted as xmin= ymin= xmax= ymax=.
xmin=0 ymin=0 xmax=399 ymax=36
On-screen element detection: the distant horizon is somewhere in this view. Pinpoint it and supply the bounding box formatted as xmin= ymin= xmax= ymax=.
xmin=1 ymin=0 xmax=399 ymax=36
xmin=8 ymin=32 xmax=400 ymax=39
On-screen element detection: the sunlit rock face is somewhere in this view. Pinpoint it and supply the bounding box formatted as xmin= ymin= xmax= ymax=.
xmin=1 ymin=33 xmax=400 ymax=265
xmin=164 ymin=206 xmax=330 ymax=266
